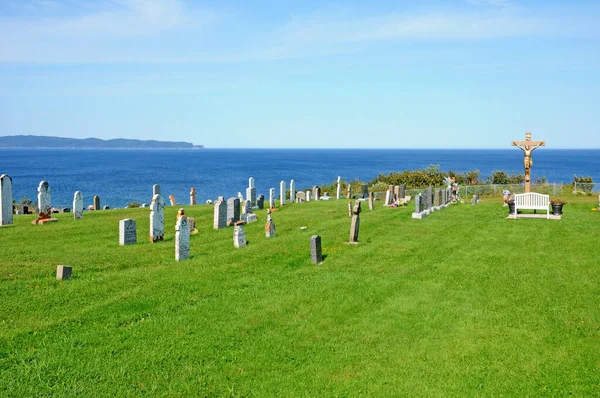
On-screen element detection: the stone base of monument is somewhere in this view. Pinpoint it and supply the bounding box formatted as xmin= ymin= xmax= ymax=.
xmin=412 ymin=212 xmax=427 ymax=219
xmin=242 ymin=214 xmax=257 ymax=223
xmin=32 ymin=216 xmax=58 ymax=225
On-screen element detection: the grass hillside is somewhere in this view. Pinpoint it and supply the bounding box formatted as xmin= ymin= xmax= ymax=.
xmin=1 ymin=197 xmax=599 ymax=396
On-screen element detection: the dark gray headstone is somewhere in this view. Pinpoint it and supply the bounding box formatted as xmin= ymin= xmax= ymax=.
xmin=93 ymin=196 xmax=100 ymax=211
xmin=56 ymin=265 xmax=72 ymax=280
xmin=119 ymin=218 xmax=137 ymax=245
xmin=257 ymin=194 xmax=265 ymax=210
xmin=226 ymin=197 xmax=240 ymax=226
xmin=310 ymin=235 xmax=323 ymax=264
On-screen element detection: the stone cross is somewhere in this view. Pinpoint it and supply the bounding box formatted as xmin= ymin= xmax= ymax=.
xmin=336 ymin=176 xmax=341 ymax=199
xmin=93 ymin=195 xmax=101 ymax=211
xmin=153 ymin=184 xmax=161 ymax=196
xmin=226 ymin=197 xmax=240 ymax=226
xmin=150 ymin=194 xmax=165 ymax=242
xmin=190 ymin=187 xmax=197 ymax=205
xmin=175 ymin=209 xmax=190 ymax=261
xmin=213 ymin=198 xmax=227 ymax=229
xmin=289 ymin=179 xmax=295 ymax=204
xmin=512 ymin=131 xmax=545 ymax=193
xmin=280 ymin=181 xmax=286 ymax=206
xmin=310 ymin=235 xmax=323 ymax=264
xmin=0 ymin=174 xmax=13 ymax=226
xmin=246 ymin=177 xmax=256 ymax=207
xmin=265 ymin=209 xmax=276 ymax=238
xmin=73 ymin=191 xmax=83 ymax=219
xmin=233 ymin=222 xmax=247 ymax=248
xmin=269 ymin=188 xmax=275 ymax=209
xmin=349 ymin=201 xmax=361 ymax=244
xmin=119 ymin=218 xmax=137 ymax=245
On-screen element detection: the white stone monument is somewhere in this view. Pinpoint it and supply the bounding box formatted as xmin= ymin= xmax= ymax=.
xmin=73 ymin=191 xmax=83 ymax=220
xmin=0 ymin=174 xmax=13 ymax=226
xmin=32 ymin=180 xmax=57 ymax=224
xmin=336 ymin=176 xmax=341 ymax=199
xmin=175 ymin=209 xmax=190 ymax=261
xmin=119 ymin=219 xmax=137 ymax=245
xmin=269 ymin=188 xmax=275 ymax=209
xmin=213 ymin=198 xmax=227 ymax=229
xmin=149 ymin=193 xmax=165 ymax=242
xmin=233 ymin=223 xmax=247 ymax=248
xmin=246 ymin=177 xmax=256 ymax=207
xmin=280 ymin=181 xmax=286 ymax=206
xmin=306 ymin=190 xmax=311 ymax=202
xmin=289 ymin=179 xmax=295 ymax=204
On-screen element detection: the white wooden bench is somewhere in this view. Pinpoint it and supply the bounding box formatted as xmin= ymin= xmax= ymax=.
xmin=514 ymin=192 xmax=550 ymax=219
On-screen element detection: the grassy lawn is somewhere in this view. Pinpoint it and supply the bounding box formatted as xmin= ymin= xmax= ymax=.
xmin=1 ymin=196 xmax=599 ymax=396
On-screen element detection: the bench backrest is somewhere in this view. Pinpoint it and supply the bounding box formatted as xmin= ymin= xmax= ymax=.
xmin=515 ymin=192 xmax=549 ymax=208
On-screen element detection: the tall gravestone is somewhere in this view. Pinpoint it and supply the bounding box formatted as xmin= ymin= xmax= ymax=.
xmin=0 ymin=174 xmax=13 ymax=226
xmin=310 ymin=235 xmax=323 ymax=264
xmin=412 ymin=194 xmax=427 ymax=219
xmin=226 ymin=197 xmax=240 ymax=226
xmin=280 ymin=181 xmax=286 ymax=206
xmin=269 ymin=188 xmax=275 ymax=209
xmin=349 ymin=201 xmax=361 ymax=244
xmin=313 ymin=186 xmax=320 ymax=201
xmin=93 ymin=196 xmax=101 ymax=211
xmin=347 ymin=184 xmax=351 ymax=199
xmin=368 ymin=192 xmax=374 ymax=210
xmin=265 ymin=209 xmax=276 ymax=238
xmin=336 ymin=176 xmax=341 ymax=199
xmin=361 ymin=184 xmax=369 ymax=199
xmin=175 ymin=209 xmax=190 ymax=261
xmin=399 ymin=184 xmax=406 ymax=200
xmin=153 ymin=184 xmax=161 ymax=196
xmin=190 ymin=187 xmax=197 ymax=205
xmin=149 ymin=193 xmax=165 ymax=242
xmin=213 ymin=198 xmax=227 ymax=229
xmin=306 ymin=191 xmax=311 ymax=202
xmin=233 ymin=222 xmax=247 ymax=248
xmin=257 ymin=194 xmax=265 ymax=210
xmin=119 ymin=218 xmax=137 ymax=245
xmin=289 ymin=179 xmax=295 ymax=204
xmin=427 ymin=186 xmax=433 ymax=209
xmin=32 ymin=181 xmax=57 ymax=224
xmin=73 ymin=191 xmax=83 ymax=219
xmin=246 ymin=177 xmax=256 ymax=207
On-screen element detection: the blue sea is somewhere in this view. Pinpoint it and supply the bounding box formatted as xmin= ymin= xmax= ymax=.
xmin=1 ymin=148 xmax=599 ymax=208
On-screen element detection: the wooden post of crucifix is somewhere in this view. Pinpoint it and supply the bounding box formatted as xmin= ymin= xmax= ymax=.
xmin=511 ymin=132 xmax=545 ymax=193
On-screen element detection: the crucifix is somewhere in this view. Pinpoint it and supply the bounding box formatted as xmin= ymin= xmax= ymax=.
xmin=511 ymin=132 xmax=545 ymax=193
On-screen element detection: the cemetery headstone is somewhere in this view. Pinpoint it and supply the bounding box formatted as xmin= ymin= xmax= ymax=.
xmin=56 ymin=265 xmax=72 ymax=280
xmin=190 ymin=187 xmax=197 ymax=205
xmin=119 ymin=218 xmax=137 ymax=245
xmin=233 ymin=222 xmax=247 ymax=248
xmin=246 ymin=177 xmax=256 ymax=207
xmin=306 ymin=191 xmax=311 ymax=202
xmin=434 ymin=188 xmax=441 ymax=209
xmin=149 ymin=194 xmax=165 ymax=242
xmin=349 ymin=201 xmax=361 ymax=244
xmin=348 ymin=200 xmax=352 ymax=217
xmin=152 ymin=184 xmax=161 ymax=196
xmin=257 ymin=194 xmax=265 ymax=210
xmin=412 ymin=194 xmax=427 ymax=219
xmin=0 ymin=174 xmax=13 ymax=226
xmin=226 ymin=197 xmax=240 ymax=226
xmin=73 ymin=191 xmax=83 ymax=219
xmin=368 ymin=192 xmax=374 ymax=210
xmin=32 ymin=181 xmax=58 ymax=224
xmin=175 ymin=209 xmax=190 ymax=261
xmin=310 ymin=235 xmax=323 ymax=264
xmin=265 ymin=209 xmax=276 ymax=238
xmin=93 ymin=195 xmax=101 ymax=211
xmin=289 ymin=179 xmax=295 ymax=204
xmin=169 ymin=195 xmax=176 ymax=206
xmin=280 ymin=181 xmax=286 ymax=206
xmin=213 ymin=198 xmax=227 ymax=229
xmin=269 ymin=188 xmax=275 ymax=209
xmin=103 ymin=205 xmax=110 ymax=210
xmin=399 ymin=184 xmax=406 ymax=200
xmin=296 ymin=191 xmax=306 ymax=203
xmin=361 ymin=184 xmax=368 ymax=199
xmin=336 ymin=176 xmax=341 ymax=199
xmin=313 ymin=186 xmax=321 ymax=201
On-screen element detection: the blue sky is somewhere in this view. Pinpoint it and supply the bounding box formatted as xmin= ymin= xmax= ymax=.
xmin=0 ymin=0 xmax=599 ymax=148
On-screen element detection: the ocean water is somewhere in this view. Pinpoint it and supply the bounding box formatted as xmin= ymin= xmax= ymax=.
xmin=1 ymin=148 xmax=599 ymax=208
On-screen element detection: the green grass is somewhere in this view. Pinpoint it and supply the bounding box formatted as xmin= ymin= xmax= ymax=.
xmin=1 ymin=197 xmax=599 ymax=396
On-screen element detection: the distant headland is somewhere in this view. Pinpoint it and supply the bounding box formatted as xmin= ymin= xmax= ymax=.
xmin=0 ymin=135 xmax=204 ymax=149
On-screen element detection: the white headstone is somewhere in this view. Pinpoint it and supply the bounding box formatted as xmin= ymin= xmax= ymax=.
xmin=175 ymin=210 xmax=190 ymax=261
xmin=246 ymin=177 xmax=256 ymax=206
xmin=190 ymin=187 xmax=197 ymax=205
xmin=249 ymin=177 xmax=255 ymax=188
xmin=73 ymin=191 xmax=83 ymax=219
xmin=119 ymin=218 xmax=137 ymax=245
xmin=280 ymin=181 xmax=286 ymax=206
xmin=233 ymin=223 xmax=247 ymax=248
xmin=0 ymin=174 xmax=13 ymax=226
xmin=289 ymin=179 xmax=295 ymax=204
xmin=269 ymin=188 xmax=275 ymax=209
xmin=336 ymin=176 xmax=341 ymax=199
xmin=37 ymin=181 xmax=51 ymax=218
xmin=149 ymin=194 xmax=165 ymax=242
xmin=306 ymin=190 xmax=311 ymax=202
xmin=213 ymin=198 xmax=227 ymax=229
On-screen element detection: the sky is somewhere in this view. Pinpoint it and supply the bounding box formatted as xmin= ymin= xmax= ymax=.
xmin=0 ymin=0 xmax=599 ymax=148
